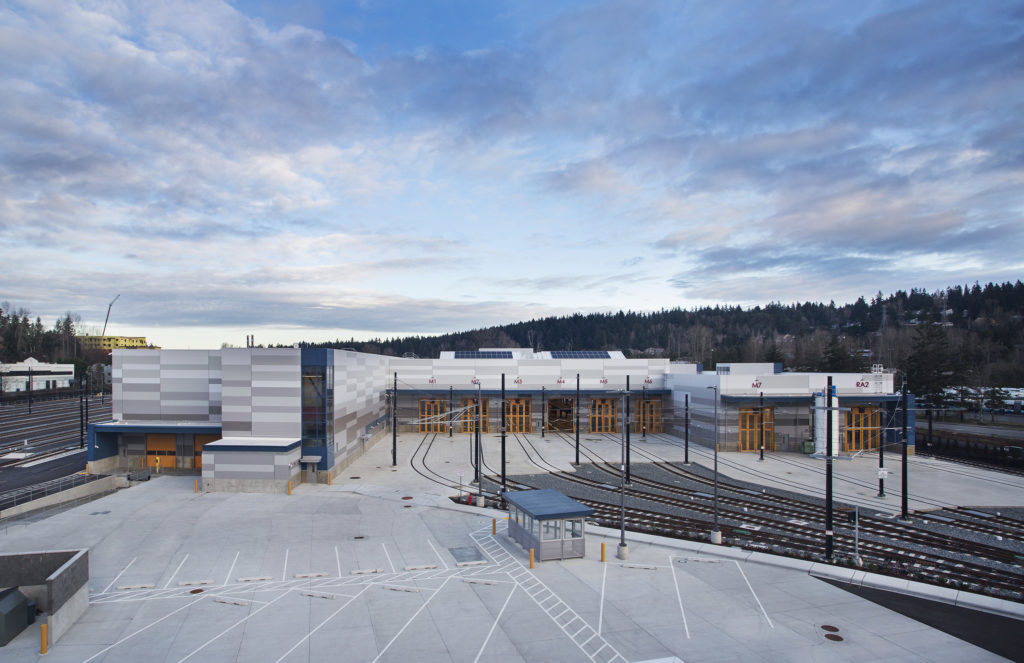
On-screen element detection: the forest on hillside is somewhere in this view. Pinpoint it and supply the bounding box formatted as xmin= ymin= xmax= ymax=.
xmin=3 ymin=281 xmax=1022 ymax=405
xmin=300 ymin=282 xmax=1024 ymax=404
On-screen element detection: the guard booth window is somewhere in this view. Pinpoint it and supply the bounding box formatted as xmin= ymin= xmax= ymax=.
xmin=506 ymin=398 xmax=532 ymax=433
xmin=739 ymin=407 xmax=774 ymax=452
xmin=632 ymin=398 xmax=663 ymax=433
xmin=419 ymin=400 xmax=446 ymax=433
xmin=845 ymin=406 xmax=881 ymax=452
xmin=590 ymin=399 xmax=617 ymax=433
xmin=460 ymin=398 xmax=489 ymax=433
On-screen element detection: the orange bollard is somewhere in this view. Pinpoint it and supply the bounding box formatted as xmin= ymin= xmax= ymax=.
xmin=492 ymin=518 xmax=496 ymax=535
xmin=601 ymin=542 xmax=606 ymax=563
xmin=85 ymin=463 xmax=90 ymax=476
xmin=529 ymin=548 xmax=535 ymax=569
xmin=287 ymin=480 xmax=291 ymax=496
xmin=328 ymin=473 xmax=332 ymax=486
xmin=41 ymin=623 xmax=47 ymax=654
xmin=194 ymin=479 xmax=198 ymax=493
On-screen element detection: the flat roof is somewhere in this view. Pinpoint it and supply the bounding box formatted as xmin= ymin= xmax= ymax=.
xmin=204 ymin=437 xmax=300 ymax=453
xmin=503 ymin=488 xmax=594 ymax=519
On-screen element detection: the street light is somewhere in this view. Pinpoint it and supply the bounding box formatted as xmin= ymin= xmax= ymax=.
xmin=706 ymin=385 xmax=721 ymax=544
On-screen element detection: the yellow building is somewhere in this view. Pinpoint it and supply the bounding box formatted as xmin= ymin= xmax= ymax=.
xmin=78 ymin=335 xmax=153 ymax=351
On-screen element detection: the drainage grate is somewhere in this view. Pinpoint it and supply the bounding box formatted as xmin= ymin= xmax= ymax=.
xmin=354 ymin=535 xmax=365 ymax=540
xmin=189 ymin=588 xmax=204 ymax=594
xmin=821 ymin=625 xmax=839 ymax=632
xmin=825 ymin=634 xmax=844 ymax=642
xmin=402 ymin=496 xmax=413 ymax=500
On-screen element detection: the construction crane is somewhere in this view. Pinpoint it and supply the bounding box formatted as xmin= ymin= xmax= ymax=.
xmin=101 ymin=294 xmax=120 ymax=336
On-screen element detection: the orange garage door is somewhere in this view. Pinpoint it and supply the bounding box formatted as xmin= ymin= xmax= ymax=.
xmin=146 ymin=434 xmax=176 ymax=469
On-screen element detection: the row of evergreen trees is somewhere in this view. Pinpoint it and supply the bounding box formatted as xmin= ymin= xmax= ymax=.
xmin=301 ymin=281 xmax=1024 ymax=403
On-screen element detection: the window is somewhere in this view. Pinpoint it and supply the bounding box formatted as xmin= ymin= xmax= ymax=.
xmin=565 ymin=519 xmax=583 ymax=539
xmin=541 ymin=519 xmax=562 ymax=541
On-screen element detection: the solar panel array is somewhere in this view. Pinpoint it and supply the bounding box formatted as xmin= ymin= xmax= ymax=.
xmin=550 ymin=351 xmax=610 ymax=359
xmin=453 ymin=350 xmax=514 ymax=359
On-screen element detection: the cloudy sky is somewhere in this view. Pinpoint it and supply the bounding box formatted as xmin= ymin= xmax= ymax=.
xmin=2 ymin=1 xmax=1022 ymax=349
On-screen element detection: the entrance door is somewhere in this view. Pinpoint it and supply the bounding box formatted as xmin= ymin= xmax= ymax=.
xmin=419 ymin=400 xmax=447 ymax=433
xmin=739 ymin=407 xmax=775 ymax=452
xmin=589 ymin=399 xmax=617 ymax=433
xmin=146 ymin=433 xmax=176 ymax=469
xmin=845 ymin=406 xmax=881 ymax=452
xmin=506 ymin=398 xmax=532 ymax=433
xmin=632 ymin=398 xmax=663 ymax=433
xmin=547 ymin=398 xmax=575 ymax=432
xmin=460 ymin=398 xmax=489 ymax=433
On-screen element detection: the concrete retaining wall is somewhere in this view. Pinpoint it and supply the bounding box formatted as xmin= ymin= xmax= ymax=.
xmin=0 ymin=475 xmax=120 ymax=521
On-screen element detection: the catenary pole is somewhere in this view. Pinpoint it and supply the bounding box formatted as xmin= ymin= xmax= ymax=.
xmin=759 ymin=391 xmax=765 ymax=461
xmin=449 ymin=386 xmax=453 ymax=438
xmin=501 ymin=373 xmax=506 ymax=493
xmin=684 ymin=393 xmax=690 ymax=463
xmin=825 ymin=376 xmax=834 ymax=560
xmin=391 ymin=372 xmax=397 ymax=466
xmin=625 ymin=375 xmax=631 ymax=483
xmin=541 ymin=385 xmax=546 ymax=437
xmin=575 ymin=374 xmax=580 ymax=465
xmin=642 ymin=385 xmax=647 ymax=439
xmin=901 ymin=378 xmax=909 ymax=520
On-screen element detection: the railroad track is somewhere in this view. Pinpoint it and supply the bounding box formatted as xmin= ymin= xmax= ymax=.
xmin=470 ymin=432 xmax=1024 ymax=603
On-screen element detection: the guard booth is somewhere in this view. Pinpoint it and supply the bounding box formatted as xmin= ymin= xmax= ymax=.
xmin=503 ymin=489 xmax=594 ymax=561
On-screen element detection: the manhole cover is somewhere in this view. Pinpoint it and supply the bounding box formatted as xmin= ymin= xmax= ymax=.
xmin=825 ymin=634 xmax=844 ymax=642
xmin=350 ymin=476 xmax=360 ymax=479
xmin=821 ymin=625 xmax=839 ymax=633
xmin=403 ymin=505 xmax=412 ymax=508
xmin=354 ymin=535 xmax=365 ymax=540
xmin=189 ymin=588 xmax=204 ymax=594
xmin=402 ymin=496 xmax=413 ymax=500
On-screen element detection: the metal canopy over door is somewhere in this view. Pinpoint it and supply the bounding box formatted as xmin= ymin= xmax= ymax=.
xmin=505 ymin=398 xmax=532 ymax=433
xmin=546 ymin=398 xmax=575 ymax=432
xmin=418 ymin=399 xmax=446 ymax=433
xmin=460 ymin=398 xmax=489 ymax=433
xmin=845 ymin=406 xmax=881 ymax=452
xmin=739 ymin=407 xmax=775 ymax=452
xmin=589 ymin=399 xmax=617 ymax=433
xmin=145 ymin=433 xmax=176 ymax=469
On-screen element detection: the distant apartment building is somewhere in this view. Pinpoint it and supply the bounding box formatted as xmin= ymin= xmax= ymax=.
xmin=78 ymin=335 xmax=153 ymax=351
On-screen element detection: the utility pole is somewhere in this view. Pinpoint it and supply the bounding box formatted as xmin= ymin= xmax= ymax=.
xmin=825 ymin=376 xmax=834 ymax=561
xmin=79 ymin=375 xmax=85 ymax=449
xmin=707 ymin=385 xmax=721 ymax=544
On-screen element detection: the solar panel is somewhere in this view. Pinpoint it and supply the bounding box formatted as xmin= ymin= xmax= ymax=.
xmin=550 ymin=351 xmax=610 ymax=359
xmin=453 ymin=351 xmax=514 ymax=359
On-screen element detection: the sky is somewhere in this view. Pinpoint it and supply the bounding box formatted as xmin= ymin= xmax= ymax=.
xmin=1 ymin=0 xmax=1022 ymax=349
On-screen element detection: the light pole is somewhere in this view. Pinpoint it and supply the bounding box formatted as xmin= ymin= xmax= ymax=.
xmin=706 ymin=385 xmax=721 ymax=544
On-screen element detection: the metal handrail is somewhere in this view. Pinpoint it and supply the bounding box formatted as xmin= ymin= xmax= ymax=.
xmin=0 ymin=472 xmax=104 ymax=511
